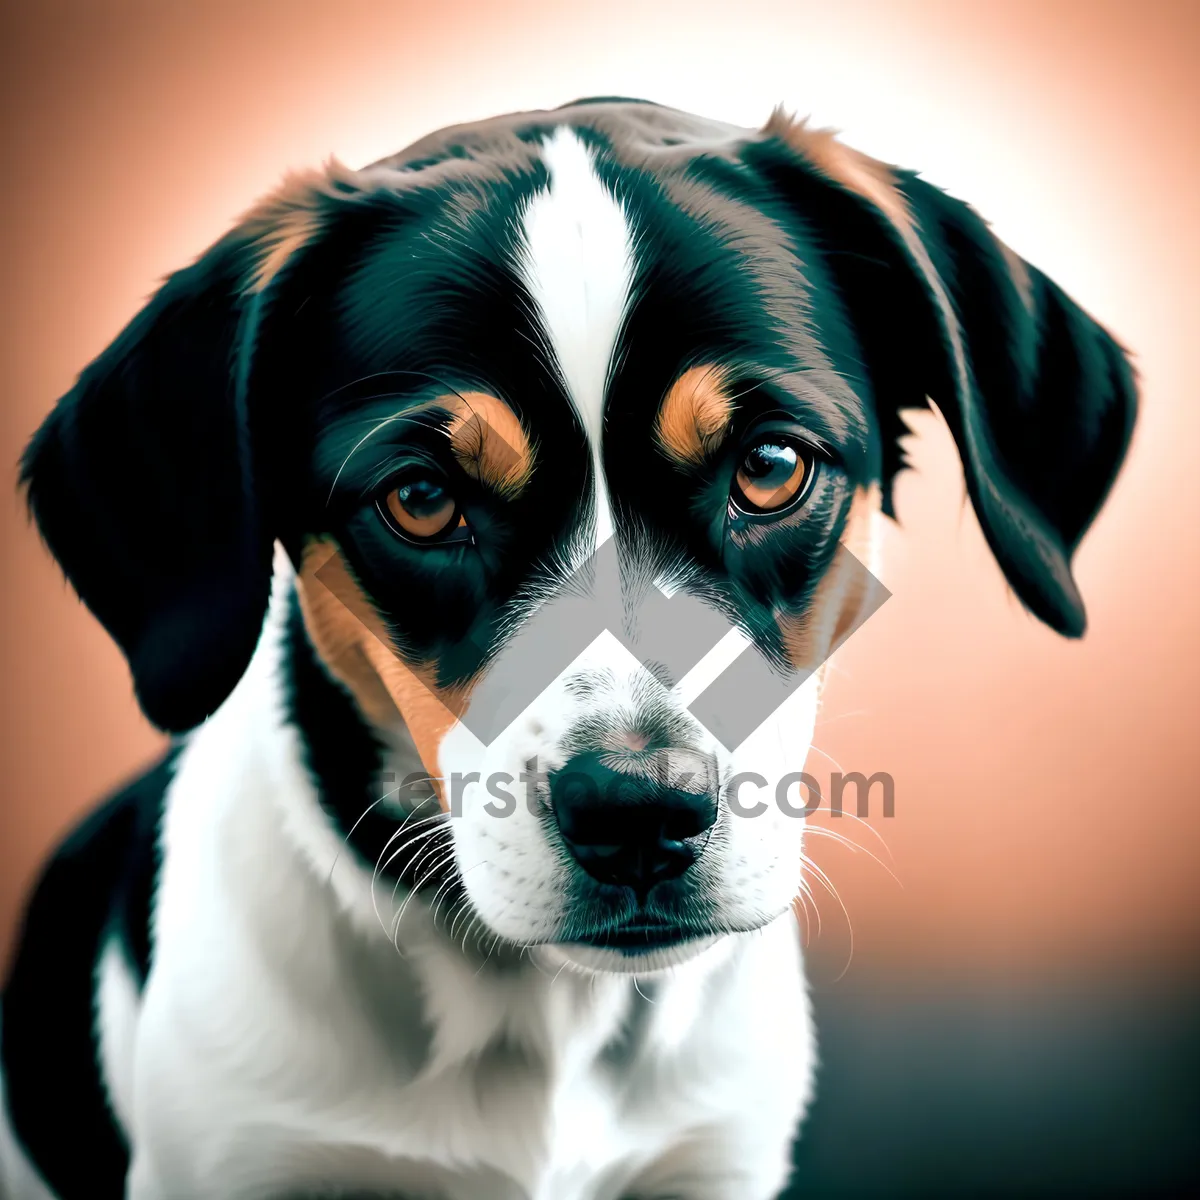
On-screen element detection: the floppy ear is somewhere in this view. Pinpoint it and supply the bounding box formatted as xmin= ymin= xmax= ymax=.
xmin=21 ymin=175 xmax=334 ymax=732
xmin=756 ymin=112 xmax=1138 ymax=636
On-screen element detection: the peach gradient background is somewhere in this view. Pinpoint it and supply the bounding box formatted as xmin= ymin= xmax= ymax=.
xmin=1 ymin=0 xmax=1197 ymax=989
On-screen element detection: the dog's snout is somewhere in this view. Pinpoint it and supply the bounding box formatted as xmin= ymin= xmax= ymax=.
xmin=550 ymin=750 xmax=718 ymax=896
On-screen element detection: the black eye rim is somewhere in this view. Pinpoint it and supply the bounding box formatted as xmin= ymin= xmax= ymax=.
xmin=728 ymin=430 xmax=821 ymax=520
xmin=374 ymin=468 xmax=473 ymax=548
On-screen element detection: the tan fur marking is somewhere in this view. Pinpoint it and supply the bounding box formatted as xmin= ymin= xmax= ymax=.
xmin=762 ymin=107 xmax=909 ymax=234
xmin=764 ymin=106 xmax=998 ymax=519
xmin=296 ymin=540 xmax=472 ymax=810
xmin=237 ymin=169 xmax=336 ymax=296
xmin=655 ymin=365 xmax=736 ymax=466
xmin=999 ymin=241 xmax=1035 ymax=316
xmin=778 ymin=486 xmax=883 ymax=676
xmin=441 ymin=392 xmax=534 ymax=498
xmin=359 ymin=391 xmax=533 ymax=498
xmin=236 ymin=156 xmax=404 ymax=297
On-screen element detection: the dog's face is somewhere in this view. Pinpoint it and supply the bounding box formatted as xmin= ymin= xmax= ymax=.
xmin=22 ymin=100 xmax=1135 ymax=972
xmin=293 ymin=120 xmax=888 ymax=970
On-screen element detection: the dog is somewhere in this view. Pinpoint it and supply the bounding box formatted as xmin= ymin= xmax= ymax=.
xmin=0 ymin=97 xmax=1135 ymax=1200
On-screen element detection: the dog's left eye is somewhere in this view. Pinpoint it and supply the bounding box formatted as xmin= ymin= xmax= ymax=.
xmin=731 ymin=436 xmax=816 ymax=515
xmin=376 ymin=473 xmax=470 ymax=546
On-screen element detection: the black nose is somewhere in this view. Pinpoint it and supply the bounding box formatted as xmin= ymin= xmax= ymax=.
xmin=550 ymin=750 xmax=719 ymax=897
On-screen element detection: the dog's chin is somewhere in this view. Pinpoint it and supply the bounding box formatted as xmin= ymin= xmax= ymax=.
xmin=542 ymin=934 xmax=723 ymax=976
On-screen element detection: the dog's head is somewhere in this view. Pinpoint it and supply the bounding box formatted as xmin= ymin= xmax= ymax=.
xmin=23 ymin=99 xmax=1135 ymax=972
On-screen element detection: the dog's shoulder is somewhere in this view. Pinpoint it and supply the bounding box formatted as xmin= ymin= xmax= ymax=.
xmin=1 ymin=751 xmax=174 ymax=1196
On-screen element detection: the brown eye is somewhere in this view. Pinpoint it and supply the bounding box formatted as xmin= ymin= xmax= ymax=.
xmin=732 ymin=438 xmax=813 ymax=514
xmin=381 ymin=476 xmax=461 ymax=541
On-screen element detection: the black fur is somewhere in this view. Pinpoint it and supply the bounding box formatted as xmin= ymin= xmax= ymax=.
xmin=893 ymin=172 xmax=1136 ymax=635
xmin=6 ymin=98 xmax=1138 ymax=1197
xmin=19 ymin=235 xmax=277 ymax=733
xmin=745 ymin=136 xmax=1137 ymax=634
xmin=282 ymin=588 xmax=456 ymax=893
xmin=19 ymin=101 xmax=1136 ymax=749
xmin=1 ymin=753 xmax=171 ymax=1198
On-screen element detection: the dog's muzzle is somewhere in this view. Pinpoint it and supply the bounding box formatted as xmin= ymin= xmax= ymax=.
xmin=549 ymin=748 xmax=719 ymax=900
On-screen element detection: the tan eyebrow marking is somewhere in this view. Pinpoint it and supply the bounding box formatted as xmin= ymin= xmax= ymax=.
xmin=439 ymin=392 xmax=534 ymax=499
xmin=655 ymin=365 xmax=736 ymax=466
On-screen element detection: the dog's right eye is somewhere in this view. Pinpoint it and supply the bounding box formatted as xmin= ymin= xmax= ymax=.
xmin=730 ymin=435 xmax=817 ymax=517
xmin=377 ymin=475 xmax=468 ymax=545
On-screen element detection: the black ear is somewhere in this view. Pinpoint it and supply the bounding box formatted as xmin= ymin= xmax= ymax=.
xmin=21 ymin=181 xmax=329 ymax=731
xmin=756 ymin=116 xmax=1138 ymax=636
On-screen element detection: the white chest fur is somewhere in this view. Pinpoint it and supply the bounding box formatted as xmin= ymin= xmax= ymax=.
xmin=115 ymin=590 xmax=814 ymax=1200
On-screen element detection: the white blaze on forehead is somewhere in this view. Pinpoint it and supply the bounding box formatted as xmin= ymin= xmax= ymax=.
xmin=517 ymin=126 xmax=635 ymax=547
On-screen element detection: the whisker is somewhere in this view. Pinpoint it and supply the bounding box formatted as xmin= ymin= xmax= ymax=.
xmin=453 ymin=905 xmax=478 ymax=952
xmin=805 ymin=741 xmax=846 ymax=776
xmin=334 ymin=788 xmax=437 ymax=884
xmin=814 ymin=708 xmax=871 ymax=729
xmin=322 ymin=369 xmax=501 ymax=506
xmin=803 ymin=823 xmax=901 ymax=887
xmin=391 ymin=850 xmax=456 ymax=951
xmin=370 ymin=809 xmax=445 ymax=906
xmin=388 ymin=830 xmax=453 ymax=915
xmin=632 ymin=976 xmax=655 ymax=1004
xmin=385 ymin=823 xmax=451 ymax=905
xmin=793 ymin=888 xmax=813 ymax=943
xmin=378 ymin=809 xmax=450 ymax=870
xmin=447 ymin=879 xmax=484 ymax=945
xmin=370 ymin=808 xmax=448 ymax=940
xmin=801 ymin=851 xmax=855 ymax=981
xmin=326 ymin=411 xmax=429 ymax=505
xmin=429 ymin=870 xmax=465 ymax=929
xmin=819 ymin=803 xmax=896 ymax=857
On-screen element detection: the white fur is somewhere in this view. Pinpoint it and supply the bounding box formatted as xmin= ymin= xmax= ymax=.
xmin=440 ymin=616 xmax=820 ymax=971
xmin=95 ymin=938 xmax=140 ymax=1137
xmin=442 ymin=127 xmax=818 ymax=983
xmin=0 ymin=547 xmax=827 ymax=1199
xmin=518 ymin=126 xmax=634 ymax=548
xmin=108 ymin=570 xmax=814 ymax=1200
xmin=1 ymin=126 xmax=854 ymax=1196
